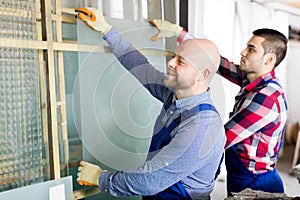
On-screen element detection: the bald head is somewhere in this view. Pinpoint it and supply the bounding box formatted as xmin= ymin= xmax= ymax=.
xmin=175 ymin=39 xmax=220 ymax=84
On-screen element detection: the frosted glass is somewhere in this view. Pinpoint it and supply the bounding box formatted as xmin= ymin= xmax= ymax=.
xmin=74 ymin=18 xmax=165 ymax=171
xmin=74 ymin=17 xmax=226 ymax=200
xmin=0 ymin=176 xmax=73 ymax=200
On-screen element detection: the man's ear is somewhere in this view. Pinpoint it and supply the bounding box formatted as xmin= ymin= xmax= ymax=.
xmin=198 ymin=69 xmax=210 ymax=81
xmin=264 ymin=52 xmax=276 ymax=66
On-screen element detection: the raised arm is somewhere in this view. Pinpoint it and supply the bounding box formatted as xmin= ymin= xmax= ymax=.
xmin=75 ymin=7 xmax=172 ymax=103
xmin=149 ymin=19 xmax=245 ymax=86
xmin=149 ymin=19 xmax=193 ymax=42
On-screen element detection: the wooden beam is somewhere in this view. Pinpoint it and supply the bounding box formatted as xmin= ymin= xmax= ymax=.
xmin=52 ymin=14 xmax=76 ymax=24
xmin=253 ymin=1 xmax=300 ymax=17
xmin=0 ymin=38 xmax=107 ymax=52
xmin=40 ymin=0 xmax=61 ymax=180
xmin=61 ymin=7 xmax=76 ymax=15
xmin=73 ymin=188 xmax=100 ymax=200
xmin=284 ymin=2 xmax=300 ymax=9
xmin=53 ymin=42 xmax=109 ymax=52
xmin=35 ymin=0 xmax=50 ymax=180
xmin=0 ymin=38 xmax=47 ymax=49
xmin=268 ymin=2 xmax=300 ymax=16
xmin=0 ymin=7 xmax=34 ymax=18
xmin=36 ymin=7 xmax=77 ymax=24
xmin=0 ymin=38 xmax=172 ymax=56
xmin=55 ymin=0 xmax=70 ymax=176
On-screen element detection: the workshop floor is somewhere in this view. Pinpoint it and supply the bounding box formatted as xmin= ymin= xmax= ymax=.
xmin=211 ymin=144 xmax=300 ymax=199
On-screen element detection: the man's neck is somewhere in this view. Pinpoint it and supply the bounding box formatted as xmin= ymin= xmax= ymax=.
xmin=175 ymin=87 xmax=208 ymax=99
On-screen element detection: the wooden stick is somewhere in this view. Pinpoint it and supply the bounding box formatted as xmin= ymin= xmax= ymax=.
xmin=73 ymin=188 xmax=101 ymax=200
xmin=40 ymin=0 xmax=60 ymax=179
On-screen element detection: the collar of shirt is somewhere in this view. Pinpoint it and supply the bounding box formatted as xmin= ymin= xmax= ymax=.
xmin=160 ymin=89 xmax=212 ymax=128
xmin=244 ymin=71 xmax=276 ymax=91
xmin=174 ymin=88 xmax=212 ymax=109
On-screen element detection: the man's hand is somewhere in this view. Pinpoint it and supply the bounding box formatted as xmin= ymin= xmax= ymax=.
xmin=75 ymin=7 xmax=112 ymax=34
xmin=77 ymin=160 xmax=106 ymax=187
xmin=149 ymin=19 xmax=183 ymax=41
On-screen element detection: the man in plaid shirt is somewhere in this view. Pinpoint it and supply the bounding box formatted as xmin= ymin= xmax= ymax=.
xmin=150 ymin=21 xmax=288 ymax=195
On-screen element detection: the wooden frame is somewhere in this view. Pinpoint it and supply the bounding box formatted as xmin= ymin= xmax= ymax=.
xmin=0 ymin=0 xmax=173 ymax=199
xmin=35 ymin=1 xmax=172 ymax=199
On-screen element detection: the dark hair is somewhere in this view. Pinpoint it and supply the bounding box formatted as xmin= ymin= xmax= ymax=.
xmin=253 ymin=28 xmax=288 ymax=68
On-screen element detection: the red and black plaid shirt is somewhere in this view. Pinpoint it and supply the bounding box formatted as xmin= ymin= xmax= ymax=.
xmin=219 ymin=56 xmax=288 ymax=173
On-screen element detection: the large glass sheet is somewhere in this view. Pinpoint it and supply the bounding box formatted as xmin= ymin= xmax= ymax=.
xmin=74 ymin=18 xmax=165 ymax=199
xmin=74 ymin=17 xmax=225 ymax=200
xmin=0 ymin=176 xmax=73 ymax=200
xmin=75 ymin=18 xmax=165 ymax=170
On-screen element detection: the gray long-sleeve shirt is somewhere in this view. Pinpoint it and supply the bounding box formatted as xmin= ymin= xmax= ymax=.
xmin=98 ymin=28 xmax=226 ymax=199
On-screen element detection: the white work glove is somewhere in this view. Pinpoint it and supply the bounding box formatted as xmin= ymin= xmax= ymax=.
xmin=149 ymin=19 xmax=183 ymax=41
xmin=77 ymin=160 xmax=107 ymax=187
xmin=75 ymin=7 xmax=112 ymax=34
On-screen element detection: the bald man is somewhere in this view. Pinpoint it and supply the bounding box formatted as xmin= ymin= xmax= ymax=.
xmin=75 ymin=7 xmax=225 ymax=200
xmin=149 ymin=20 xmax=289 ymax=196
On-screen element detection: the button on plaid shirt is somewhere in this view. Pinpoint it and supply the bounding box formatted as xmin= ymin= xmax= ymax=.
xmin=219 ymin=56 xmax=288 ymax=173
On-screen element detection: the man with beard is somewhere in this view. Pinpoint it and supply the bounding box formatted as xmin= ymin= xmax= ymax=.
xmin=75 ymin=7 xmax=225 ymax=200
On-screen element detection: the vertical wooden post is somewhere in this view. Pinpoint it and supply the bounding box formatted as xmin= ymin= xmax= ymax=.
xmin=35 ymin=0 xmax=51 ymax=180
xmin=55 ymin=0 xmax=70 ymax=176
xmin=40 ymin=0 xmax=61 ymax=179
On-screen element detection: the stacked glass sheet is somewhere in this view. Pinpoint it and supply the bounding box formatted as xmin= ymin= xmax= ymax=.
xmin=0 ymin=0 xmax=43 ymax=192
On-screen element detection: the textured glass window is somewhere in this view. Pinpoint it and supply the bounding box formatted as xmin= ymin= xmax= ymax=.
xmin=0 ymin=0 xmax=44 ymax=192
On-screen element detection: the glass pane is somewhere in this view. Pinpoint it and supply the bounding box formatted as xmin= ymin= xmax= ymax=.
xmin=73 ymin=18 xmax=165 ymax=199
xmin=0 ymin=176 xmax=73 ymax=200
xmin=75 ymin=17 xmax=165 ymax=168
xmin=73 ymin=16 xmax=225 ymax=200
xmin=0 ymin=0 xmax=45 ymax=192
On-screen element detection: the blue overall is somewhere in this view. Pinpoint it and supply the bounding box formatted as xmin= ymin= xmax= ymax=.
xmin=142 ymin=103 xmax=219 ymax=200
xmin=225 ymin=145 xmax=284 ymax=195
xmin=226 ymin=80 xmax=286 ymax=196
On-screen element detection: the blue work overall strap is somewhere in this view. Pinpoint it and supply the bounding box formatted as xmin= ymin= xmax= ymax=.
xmin=144 ymin=103 xmax=217 ymax=200
xmin=149 ymin=104 xmax=217 ymax=152
xmin=226 ymin=79 xmax=286 ymax=195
